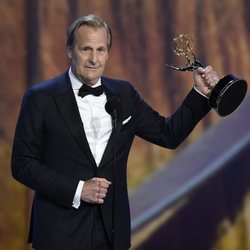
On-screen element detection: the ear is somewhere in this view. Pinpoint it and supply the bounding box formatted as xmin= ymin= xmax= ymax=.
xmin=67 ymin=47 xmax=72 ymax=59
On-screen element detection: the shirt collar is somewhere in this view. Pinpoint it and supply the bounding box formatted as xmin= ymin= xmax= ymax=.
xmin=68 ymin=67 xmax=102 ymax=90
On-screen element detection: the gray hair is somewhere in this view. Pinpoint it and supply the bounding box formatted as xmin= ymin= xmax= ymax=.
xmin=67 ymin=14 xmax=112 ymax=50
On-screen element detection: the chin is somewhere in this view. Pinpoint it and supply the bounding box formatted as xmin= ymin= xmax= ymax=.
xmin=83 ymin=77 xmax=100 ymax=86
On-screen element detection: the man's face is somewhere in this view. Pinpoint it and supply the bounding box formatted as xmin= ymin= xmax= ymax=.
xmin=68 ymin=25 xmax=109 ymax=86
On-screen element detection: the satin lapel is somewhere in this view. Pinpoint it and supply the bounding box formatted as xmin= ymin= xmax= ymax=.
xmin=98 ymin=78 xmax=123 ymax=168
xmin=53 ymin=74 xmax=96 ymax=166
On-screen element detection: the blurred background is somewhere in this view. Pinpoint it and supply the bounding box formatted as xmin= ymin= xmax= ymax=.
xmin=0 ymin=0 xmax=249 ymax=249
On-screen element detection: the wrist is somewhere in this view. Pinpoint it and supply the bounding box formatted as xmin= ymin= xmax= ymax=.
xmin=193 ymin=86 xmax=209 ymax=99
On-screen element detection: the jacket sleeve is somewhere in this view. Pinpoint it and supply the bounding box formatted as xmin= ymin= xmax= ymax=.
xmin=11 ymin=89 xmax=79 ymax=208
xmin=132 ymin=87 xmax=211 ymax=149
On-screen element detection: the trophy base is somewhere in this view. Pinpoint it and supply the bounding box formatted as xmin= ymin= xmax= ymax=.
xmin=209 ymin=75 xmax=248 ymax=116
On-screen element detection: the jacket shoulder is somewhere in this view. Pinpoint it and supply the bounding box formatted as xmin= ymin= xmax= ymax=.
xmin=26 ymin=73 xmax=69 ymax=96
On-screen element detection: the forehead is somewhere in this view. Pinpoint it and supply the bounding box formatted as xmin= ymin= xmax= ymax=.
xmin=75 ymin=25 xmax=108 ymax=46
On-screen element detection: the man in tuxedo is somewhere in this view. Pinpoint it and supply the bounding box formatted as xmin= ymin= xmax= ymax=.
xmin=11 ymin=14 xmax=219 ymax=250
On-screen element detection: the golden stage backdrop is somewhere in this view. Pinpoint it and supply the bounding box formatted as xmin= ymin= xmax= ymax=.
xmin=0 ymin=0 xmax=249 ymax=249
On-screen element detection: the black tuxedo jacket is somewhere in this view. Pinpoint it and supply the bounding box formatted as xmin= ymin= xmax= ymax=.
xmin=11 ymin=72 xmax=210 ymax=250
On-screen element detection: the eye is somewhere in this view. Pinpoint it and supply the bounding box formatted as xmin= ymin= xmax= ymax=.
xmin=80 ymin=47 xmax=91 ymax=54
xmin=97 ymin=47 xmax=107 ymax=54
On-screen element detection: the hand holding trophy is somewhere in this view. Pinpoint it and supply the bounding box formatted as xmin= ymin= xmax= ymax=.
xmin=166 ymin=34 xmax=248 ymax=116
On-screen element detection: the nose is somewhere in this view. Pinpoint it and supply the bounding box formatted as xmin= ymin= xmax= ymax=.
xmin=89 ymin=51 xmax=97 ymax=64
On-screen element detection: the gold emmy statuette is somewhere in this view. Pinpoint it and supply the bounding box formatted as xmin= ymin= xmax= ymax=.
xmin=166 ymin=34 xmax=248 ymax=116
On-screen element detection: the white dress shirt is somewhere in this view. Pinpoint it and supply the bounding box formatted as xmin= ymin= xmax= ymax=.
xmin=68 ymin=68 xmax=112 ymax=208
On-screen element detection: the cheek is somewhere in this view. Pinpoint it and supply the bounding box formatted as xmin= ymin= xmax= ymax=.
xmin=73 ymin=57 xmax=87 ymax=70
xmin=72 ymin=51 xmax=85 ymax=62
xmin=100 ymin=55 xmax=108 ymax=66
xmin=105 ymin=54 xmax=109 ymax=62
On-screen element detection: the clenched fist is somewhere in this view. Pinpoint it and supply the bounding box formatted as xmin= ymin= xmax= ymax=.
xmin=81 ymin=177 xmax=111 ymax=204
xmin=194 ymin=66 xmax=219 ymax=97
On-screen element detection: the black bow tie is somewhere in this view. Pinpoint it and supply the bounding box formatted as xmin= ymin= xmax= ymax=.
xmin=78 ymin=84 xmax=105 ymax=98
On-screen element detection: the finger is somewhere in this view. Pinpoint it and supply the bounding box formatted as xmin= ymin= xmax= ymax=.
xmin=204 ymin=65 xmax=213 ymax=73
xmin=99 ymin=182 xmax=111 ymax=189
xmin=196 ymin=66 xmax=205 ymax=73
xmin=94 ymin=194 xmax=104 ymax=204
xmin=94 ymin=177 xmax=112 ymax=185
xmin=98 ymin=192 xmax=106 ymax=199
xmin=210 ymin=74 xmax=219 ymax=87
xmin=99 ymin=187 xmax=108 ymax=194
xmin=205 ymin=74 xmax=218 ymax=88
xmin=98 ymin=198 xmax=104 ymax=204
xmin=201 ymin=66 xmax=213 ymax=79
